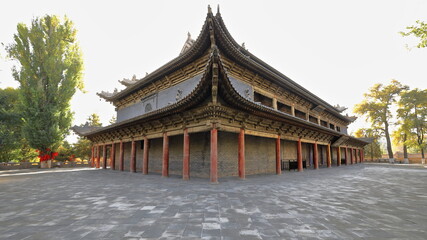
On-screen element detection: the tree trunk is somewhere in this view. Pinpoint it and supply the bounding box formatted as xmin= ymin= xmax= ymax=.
xmin=421 ymin=148 xmax=425 ymax=165
xmin=384 ymin=122 xmax=394 ymax=161
xmin=403 ymin=134 xmax=409 ymax=164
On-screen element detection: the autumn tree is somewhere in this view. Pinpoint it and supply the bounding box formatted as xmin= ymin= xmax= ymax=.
xmin=400 ymin=20 xmax=427 ymax=48
xmin=397 ymin=88 xmax=427 ymax=163
xmin=354 ymin=80 xmax=408 ymax=160
xmin=5 ymin=15 xmax=84 ymax=161
xmin=354 ymin=128 xmax=382 ymax=161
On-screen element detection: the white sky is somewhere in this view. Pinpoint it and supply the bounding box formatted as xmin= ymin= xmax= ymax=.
xmin=1 ymin=0 xmax=426 ymax=144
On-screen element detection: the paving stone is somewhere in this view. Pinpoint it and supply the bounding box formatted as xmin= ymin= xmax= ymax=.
xmin=0 ymin=165 xmax=427 ymax=239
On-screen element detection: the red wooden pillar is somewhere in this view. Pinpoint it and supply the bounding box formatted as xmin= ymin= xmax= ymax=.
xmin=355 ymin=149 xmax=358 ymax=164
xmin=110 ymin=143 xmax=116 ymax=170
xmin=350 ymin=148 xmax=354 ymax=165
xmin=142 ymin=137 xmax=149 ymax=174
xmin=210 ymin=127 xmax=218 ymax=183
xmin=337 ymin=147 xmax=341 ymax=166
xmin=326 ymin=144 xmax=331 ymax=168
xmin=162 ymin=132 xmax=169 ymax=177
xmin=119 ymin=141 xmax=124 ymax=171
xmin=130 ymin=140 xmax=136 ymax=173
xmin=276 ymin=135 xmax=281 ymax=175
xmin=238 ymin=129 xmax=246 ymax=179
xmin=344 ymin=147 xmax=348 ymax=165
xmin=183 ymin=129 xmax=190 ymax=180
xmin=102 ymin=144 xmax=107 ymax=169
xmin=91 ymin=146 xmax=95 ymax=168
xmin=96 ymin=145 xmax=101 ymax=168
xmin=313 ymin=142 xmax=319 ymax=170
xmin=297 ymin=138 xmax=303 ymax=172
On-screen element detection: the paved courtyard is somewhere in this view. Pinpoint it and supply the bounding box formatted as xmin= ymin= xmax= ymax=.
xmin=0 ymin=164 xmax=426 ymax=240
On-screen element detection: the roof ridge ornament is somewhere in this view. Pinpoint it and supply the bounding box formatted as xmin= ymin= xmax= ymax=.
xmin=208 ymin=5 xmax=212 ymax=14
xmin=180 ymin=32 xmax=196 ymax=55
xmin=217 ymin=5 xmax=220 ymax=15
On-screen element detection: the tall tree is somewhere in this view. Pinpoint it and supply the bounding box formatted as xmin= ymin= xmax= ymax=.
xmin=354 ymin=128 xmax=382 ymax=161
xmin=397 ymin=89 xmax=427 ymax=163
xmin=354 ymin=80 xmax=408 ymax=160
xmin=5 ymin=15 xmax=84 ymax=160
xmin=400 ymin=20 xmax=427 ymax=48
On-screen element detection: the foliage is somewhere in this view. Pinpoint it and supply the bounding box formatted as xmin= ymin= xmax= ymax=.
xmin=0 ymin=87 xmax=23 ymax=162
xmin=397 ymin=88 xmax=427 ymax=158
xmin=83 ymin=113 xmax=102 ymax=127
xmin=400 ymin=20 xmax=427 ymax=48
xmin=109 ymin=115 xmax=116 ymax=125
xmin=72 ymin=137 xmax=92 ymax=160
xmin=5 ymin=15 xmax=84 ymax=158
xmin=354 ymin=128 xmax=382 ymax=160
xmin=55 ymin=141 xmax=72 ymax=161
xmin=354 ymin=80 xmax=408 ymax=159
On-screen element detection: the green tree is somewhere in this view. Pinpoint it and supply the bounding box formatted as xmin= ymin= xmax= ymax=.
xmin=397 ymin=88 xmax=427 ymax=162
xmin=0 ymin=87 xmax=22 ymax=162
xmin=5 ymin=15 xmax=84 ymax=158
xmin=354 ymin=80 xmax=408 ymax=160
xmin=400 ymin=20 xmax=427 ymax=48
xmin=72 ymin=137 xmax=92 ymax=160
xmin=354 ymin=128 xmax=382 ymax=161
xmin=56 ymin=140 xmax=73 ymax=161
xmin=84 ymin=113 xmax=102 ymax=127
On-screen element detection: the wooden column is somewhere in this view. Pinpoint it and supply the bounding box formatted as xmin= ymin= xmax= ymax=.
xmin=326 ymin=144 xmax=331 ymax=168
xmin=119 ymin=141 xmax=124 ymax=171
xmin=162 ymin=132 xmax=169 ymax=177
xmin=344 ymin=147 xmax=348 ymax=165
xmin=210 ymin=127 xmax=218 ymax=183
xmin=297 ymin=138 xmax=303 ymax=172
xmin=96 ymin=145 xmax=101 ymax=168
xmin=110 ymin=143 xmax=116 ymax=170
xmin=350 ymin=148 xmax=354 ymax=164
xmin=313 ymin=143 xmax=319 ymax=169
xmin=238 ymin=129 xmax=246 ymax=179
xmin=130 ymin=140 xmax=136 ymax=173
xmin=275 ymin=135 xmax=281 ymax=175
xmin=337 ymin=147 xmax=341 ymax=166
xmin=183 ymin=129 xmax=190 ymax=180
xmin=142 ymin=137 xmax=149 ymax=174
xmin=102 ymin=144 xmax=107 ymax=169
xmin=354 ymin=149 xmax=358 ymax=164
xmin=91 ymin=146 xmax=95 ymax=168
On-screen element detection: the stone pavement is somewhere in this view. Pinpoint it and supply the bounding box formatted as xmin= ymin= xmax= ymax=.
xmin=0 ymin=164 xmax=426 ymax=240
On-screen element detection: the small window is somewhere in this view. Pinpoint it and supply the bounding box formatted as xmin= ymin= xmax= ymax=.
xmin=320 ymin=120 xmax=328 ymax=127
xmin=336 ymin=126 xmax=341 ymax=132
xmin=278 ymin=102 xmax=292 ymax=114
xmin=295 ymin=109 xmax=306 ymax=120
xmin=329 ymin=123 xmax=335 ymax=130
xmin=309 ymin=116 xmax=318 ymax=124
xmin=253 ymin=92 xmax=273 ymax=108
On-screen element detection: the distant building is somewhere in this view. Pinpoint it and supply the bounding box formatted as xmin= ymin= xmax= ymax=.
xmin=73 ymin=6 xmax=369 ymax=182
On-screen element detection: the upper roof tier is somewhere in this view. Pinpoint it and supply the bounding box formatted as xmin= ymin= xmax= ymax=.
xmin=97 ymin=5 xmax=355 ymax=123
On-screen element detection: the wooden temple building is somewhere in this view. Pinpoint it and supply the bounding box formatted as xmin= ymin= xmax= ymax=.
xmin=73 ymin=6 xmax=369 ymax=183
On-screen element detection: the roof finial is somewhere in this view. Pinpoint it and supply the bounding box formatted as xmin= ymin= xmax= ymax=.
xmin=208 ymin=5 xmax=212 ymax=14
xmin=187 ymin=32 xmax=191 ymax=39
xmin=217 ymin=4 xmax=220 ymax=14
